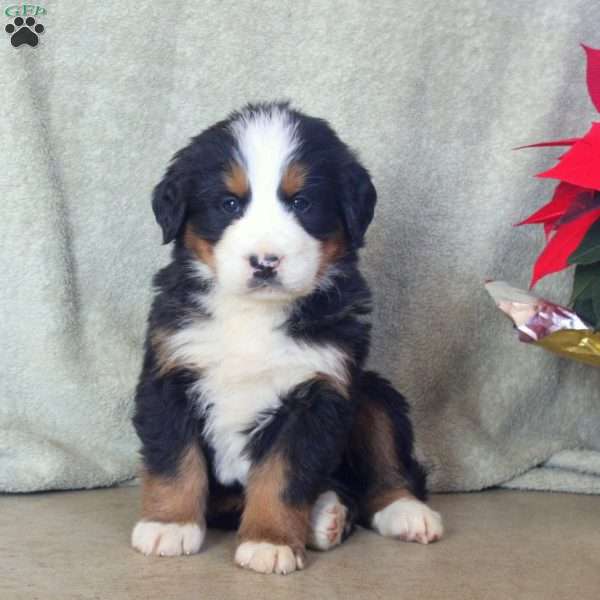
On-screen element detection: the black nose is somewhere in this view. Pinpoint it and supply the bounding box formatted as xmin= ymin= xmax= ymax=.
xmin=249 ymin=254 xmax=281 ymax=270
xmin=249 ymin=254 xmax=281 ymax=282
xmin=253 ymin=266 xmax=276 ymax=280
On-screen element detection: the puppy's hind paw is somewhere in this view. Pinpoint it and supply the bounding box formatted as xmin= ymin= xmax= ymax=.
xmin=307 ymin=490 xmax=348 ymax=551
xmin=372 ymin=499 xmax=443 ymax=544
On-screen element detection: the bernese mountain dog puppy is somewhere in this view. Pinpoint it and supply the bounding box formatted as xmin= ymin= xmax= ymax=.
xmin=131 ymin=102 xmax=443 ymax=575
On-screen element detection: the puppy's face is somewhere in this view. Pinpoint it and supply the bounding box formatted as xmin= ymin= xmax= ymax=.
xmin=152 ymin=104 xmax=376 ymax=302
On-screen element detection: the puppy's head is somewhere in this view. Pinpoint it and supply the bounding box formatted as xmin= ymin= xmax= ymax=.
xmin=152 ymin=102 xmax=376 ymax=301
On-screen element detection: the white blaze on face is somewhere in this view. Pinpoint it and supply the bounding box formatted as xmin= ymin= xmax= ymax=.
xmin=214 ymin=107 xmax=321 ymax=300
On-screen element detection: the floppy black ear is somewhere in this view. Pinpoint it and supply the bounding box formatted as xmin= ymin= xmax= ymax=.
xmin=151 ymin=175 xmax=187 ymax=245
xmin=339 ymin=160 xmax=377 ymax=249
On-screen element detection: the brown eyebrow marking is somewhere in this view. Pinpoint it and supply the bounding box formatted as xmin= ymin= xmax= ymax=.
xmin=223 ymin=162 xmax=249 ymax=197
xmin=281 ymin=162 xmax=307 ymax=197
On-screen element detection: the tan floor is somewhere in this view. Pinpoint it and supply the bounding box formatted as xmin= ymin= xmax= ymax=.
xmin=1 ymin=487 xmax=599 ymax=600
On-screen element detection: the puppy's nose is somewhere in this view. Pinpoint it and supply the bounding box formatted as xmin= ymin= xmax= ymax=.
xmin=249 ymin=254 xmax=281 ymax=270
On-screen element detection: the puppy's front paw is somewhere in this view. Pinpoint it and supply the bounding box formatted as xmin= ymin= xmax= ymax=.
xmin=372 ymin=499 xmax=443 ymax=544
xmin=235 ymin=541 xmax=305 ymax=575
xmin=307 ymin=490 xmax=347 ymax=551
xmin=131 ymin=520 xmax=205 ymax=556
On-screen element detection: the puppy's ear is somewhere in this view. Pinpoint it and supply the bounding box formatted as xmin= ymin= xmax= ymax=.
xmin=151 ymin=175 xmax=187 ymax=245
xmin=339 ymin=160 xmax=377 ymax=249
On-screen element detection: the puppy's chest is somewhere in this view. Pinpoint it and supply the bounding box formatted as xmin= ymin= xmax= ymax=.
xmin=168 ymin=306 xmax=346 ymax=485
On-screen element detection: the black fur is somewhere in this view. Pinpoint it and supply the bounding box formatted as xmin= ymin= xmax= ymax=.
xmin=133 ymin=366 xmax=199 ymax=477
xmin=287 ymin=253 xmax=373 ymax=369
xmin=246 ymin=378 xmax=356 ymax=505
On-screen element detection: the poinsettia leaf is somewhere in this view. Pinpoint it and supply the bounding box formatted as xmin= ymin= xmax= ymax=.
xmin=583 ymin=44 xmax=600 ymax=113
xmin=556 ymin=189 xmax=600 ymax=225
xmin=571 ymin=270 xmax=600 ymax=328
xmin=514 ymin=138 xmax=579 ymax=150
xmin=568 ymin=218 xmax=600 ymax=264
xmin=577 ymin=276 xmax=600 ymax=328
xmin=574 ymin=295 xmax=598 ymax=328
xmin=544 ymin=220 xmax=557 ymax=239
xmin=537 ymin=123 xmax=600 ymax=190
xmin=515 ymin=182 xmax=586 ymax=226
xmin=530 ymin=207 xmax=600 ymax=287
xmin=570 ymin=262 xmax=600 ymax=303
xmin=593 ymin=285 xmax=600 ymax=329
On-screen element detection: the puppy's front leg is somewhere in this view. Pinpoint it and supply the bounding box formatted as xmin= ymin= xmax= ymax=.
xmin=132 ymin=443 xmax=208 ymax=556
xmin=131 ymin=371 xmax=209 ymax=557
xmin=236 ymin=454 xmax=310 ymax=575
xmin=235 ymin=378 xmax=353 ymax=575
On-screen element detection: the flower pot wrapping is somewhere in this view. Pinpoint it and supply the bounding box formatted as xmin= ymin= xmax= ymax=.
xmin=485 ymin=281 xmax=600 ymax=366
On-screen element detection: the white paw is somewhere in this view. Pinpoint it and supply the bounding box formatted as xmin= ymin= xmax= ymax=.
xmin=235 ymin=541 xmax=305 ymax=575
xmin=131 ymin=520 xmax=205 ymax=556
xmin=372 ymin=499 xmax=443 ymax=544
xmin=307 ymin=490 xmax=347 ymax=551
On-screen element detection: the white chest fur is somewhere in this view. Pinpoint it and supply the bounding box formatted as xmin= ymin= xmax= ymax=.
xmin=164 ymin=293 xmax=348 ymax=485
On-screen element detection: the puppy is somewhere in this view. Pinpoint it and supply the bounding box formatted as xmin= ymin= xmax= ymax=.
xmin=131 ymin=102 xmax=443 ymax=574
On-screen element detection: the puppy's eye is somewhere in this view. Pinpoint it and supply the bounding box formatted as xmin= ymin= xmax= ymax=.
xmin=221 ymin=196 xmax=242 ymax=215
xmin=291 ymin=195 xmax=312 ymax=213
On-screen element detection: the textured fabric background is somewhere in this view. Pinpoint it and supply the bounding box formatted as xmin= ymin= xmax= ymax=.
xmin=2 ymin=0 xmax=600 ymax=492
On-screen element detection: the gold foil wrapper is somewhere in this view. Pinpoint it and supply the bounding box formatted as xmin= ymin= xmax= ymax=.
xmin=485 ymin=281 xmax=600 ymax=367
xmin=535 ymin=330 xmax=600 ymax=366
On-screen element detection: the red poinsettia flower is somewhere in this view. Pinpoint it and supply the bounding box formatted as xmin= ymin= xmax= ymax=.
xmin=516 ymin=45 xmax=600 ymax=287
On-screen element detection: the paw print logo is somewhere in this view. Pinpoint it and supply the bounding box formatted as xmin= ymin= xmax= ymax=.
xmin=5 ymin=16 xmax=45 ymax=48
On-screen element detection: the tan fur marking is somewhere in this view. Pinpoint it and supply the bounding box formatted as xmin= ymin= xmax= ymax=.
xmin=184 ymin=225 xmax=215 ymax=269
xmin=150 ymin=328 xmax=179 ymax=376
xmin=151 ymin=327 xmax=206 ymax=377
xmin=318 ymin=233 xmax=346 ymax=277
xmin=281 ymin=163 xmax=307 ymax=197
xmin=223 ymin=162 xmax=249 ymax=197
xmin=141 ymin=444 xmax=209 ymax=524
xmin=351 ymin=402 xmax=415 ymax=517
xmin=354 ymin=403 xmax=401 ymax=477
xmin=238 ymin=454 xmax=309 ymax=555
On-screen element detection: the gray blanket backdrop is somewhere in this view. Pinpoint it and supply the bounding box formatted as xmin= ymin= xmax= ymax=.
xmin=3 ymin=0 xmax=600 ymax=493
